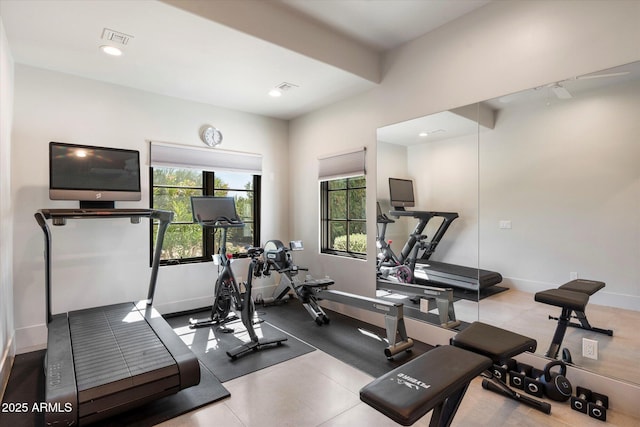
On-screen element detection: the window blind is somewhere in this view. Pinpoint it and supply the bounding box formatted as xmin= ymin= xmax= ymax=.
xmin=150 ymin=141 xmax=262 ymax=175
xmin=318 ymin=147 xmax=366 ymax=181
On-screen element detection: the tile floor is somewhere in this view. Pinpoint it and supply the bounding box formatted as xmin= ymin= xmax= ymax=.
xmin=157 ymin=339 xmax=640 ymax=427
xmin=468 ymin=288 xmax=640 ymax=384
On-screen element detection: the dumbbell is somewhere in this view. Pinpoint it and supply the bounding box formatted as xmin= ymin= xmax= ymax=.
xmin=491 ymin=359 xmax=517 ymax=384
xmin=588 ymin=392 xmax=609 ymax=421
xmin=570 ymin=386 xmax=592 ymax=414
xmin=524 ymin=367 xmax=545 ymax=398
xmin=508 ymin=362 xmax=532 ymax=390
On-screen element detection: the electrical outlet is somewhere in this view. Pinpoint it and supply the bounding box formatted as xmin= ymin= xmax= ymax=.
xmin=499 ymin=220 xmax=512 ymax=229
xmin=583 ymin=338 xmax=598 ymax=360
xmin=419 ymin=298 xmax=430 ymax=313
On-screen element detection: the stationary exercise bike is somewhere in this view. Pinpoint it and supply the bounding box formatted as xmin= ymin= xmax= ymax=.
xmin=376 ymin=202 xmax=413 ymax=283
xmin=189 ymin=196 xmax=287 ymax=359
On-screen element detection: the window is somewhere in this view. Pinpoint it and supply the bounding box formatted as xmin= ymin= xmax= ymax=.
xmin=151 ymin=167 xmax=260 ymax=264
xmin=321 ymin=175 xmax=366 ymax=257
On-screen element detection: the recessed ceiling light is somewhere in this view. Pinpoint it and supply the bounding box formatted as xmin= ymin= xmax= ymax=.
xmin=268 ymin=88 xmax=282 ymax=97
xmin=419 ymin=129 xmax=446 ymax=137
xmin=100 ymin=45 xmax=122 ymax=56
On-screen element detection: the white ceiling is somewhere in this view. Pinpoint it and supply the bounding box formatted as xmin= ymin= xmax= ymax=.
xmin=377 ymin=110 xmax=479 ymax=146
xmin=0 ymin=0 xmax=489 ymax=120
xmin=278 ymin=0 xmax=490 ymax=51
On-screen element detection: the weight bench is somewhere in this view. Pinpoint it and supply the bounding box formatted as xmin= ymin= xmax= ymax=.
xmin=360 ymin=322 xmax=550 ymax=426
xmin=535 ymin=279 xmax=613 ymax=359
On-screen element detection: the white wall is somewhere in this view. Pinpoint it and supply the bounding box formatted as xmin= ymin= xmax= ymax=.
xmin=407 ymin=134 xmax=480 ymax=267
xmin=0 ymin=16 xmax=15 ymax=401
xmin=290 ymin=0 xmax=640 ymax=308
xmin=392 ymin=77 xmax=640 ymax=309
xmin=11 ymin=65 xmax=289 ymax=352
xmin=375 ymin=141 xmax=409 ymax=254
xmin=289 ymin=0 xmax=640 ymax=415
xmin=479 ymin=78 xmax=640 ymax=306
xmin=290 ymin=1 xmax=640 ymax=416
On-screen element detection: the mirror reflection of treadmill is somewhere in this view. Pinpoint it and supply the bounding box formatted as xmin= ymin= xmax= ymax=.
xmin=388 ymin=177 xmax=502 ymax=293
xmin=414 ymin=261 xmax=503 ymax=291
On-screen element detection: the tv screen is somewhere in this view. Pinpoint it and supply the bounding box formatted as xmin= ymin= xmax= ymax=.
xmin=49 ymin=142 xmax=141 ymax=207
xmin=389 ymin=178 xmax=415 ymax=209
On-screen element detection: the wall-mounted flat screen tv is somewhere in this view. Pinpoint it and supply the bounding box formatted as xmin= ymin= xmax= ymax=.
xmin=49 ymin=142 xmax=141 ymax=208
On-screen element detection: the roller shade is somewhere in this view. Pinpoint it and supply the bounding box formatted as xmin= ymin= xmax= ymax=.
xmin=150 ymin=141 xmax=262 ymax=175
xmin=318 ymin=147 xmax=366 ymax=181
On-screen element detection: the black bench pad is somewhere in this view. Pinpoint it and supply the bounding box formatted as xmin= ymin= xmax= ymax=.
xmin=360 ymin=345 xmax=491 ymax=426
xmin=559 ymin=279 xmax=605 ymax=295
xmin=535 ymin=288 xmax=589 ymax=311
xmin=451 ymin=321 xmax=536 ymax=362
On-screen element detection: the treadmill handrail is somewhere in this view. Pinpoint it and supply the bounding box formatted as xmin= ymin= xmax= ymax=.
xmin=34 ymin=208 xmax=173 ymax=324
xmin=389 ymin=210 xmax=459 ymax=264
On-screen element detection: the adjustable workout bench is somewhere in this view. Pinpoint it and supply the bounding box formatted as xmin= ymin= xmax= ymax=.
xmin=360 ymin=322 xmax=550 ymax=426
xmin=535 ymin=279 xmax=613 ymax=359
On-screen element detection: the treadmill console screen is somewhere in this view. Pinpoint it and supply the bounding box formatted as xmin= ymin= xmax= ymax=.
xmin=389 ymin=178 xmax=415 ymax=209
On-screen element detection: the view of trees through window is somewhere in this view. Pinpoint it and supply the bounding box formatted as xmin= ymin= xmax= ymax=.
xmin=323 ymin=176 xmax=366 ymax=255
xmin=151 ymin=167 xmax=258 ymax=263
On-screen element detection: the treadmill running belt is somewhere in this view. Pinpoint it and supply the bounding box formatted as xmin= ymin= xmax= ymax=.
xmin=69 ymin=303 xmax=179 ymax=403
xmin=414 ymin=260 xmax=502 ymax=290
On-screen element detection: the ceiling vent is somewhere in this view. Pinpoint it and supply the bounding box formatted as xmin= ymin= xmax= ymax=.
xmin=101 ymin=28 xmax=133 ymax=45
xmin=275 ymin=82 xmax=299 ymax=92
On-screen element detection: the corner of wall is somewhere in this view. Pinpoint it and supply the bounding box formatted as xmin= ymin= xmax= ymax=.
xmin=0 ymin=334 xmax=15 ymax=404
xmin=0 ymin=16 xmax=16 ymax=402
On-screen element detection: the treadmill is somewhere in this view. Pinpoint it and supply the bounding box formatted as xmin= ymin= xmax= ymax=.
xmin=384 ymin=177 xmax=502 ymax=292
xmin=413 ymin=260 xmax=503 ymax=291
xmin=390 ymin=209 xmax=503 ymax=291
xmin=35 ymin=208 xmax=200 ymax=426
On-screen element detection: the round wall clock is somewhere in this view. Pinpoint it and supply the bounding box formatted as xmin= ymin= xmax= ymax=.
xmin=200 ymin=125 xmax=223 ymax=147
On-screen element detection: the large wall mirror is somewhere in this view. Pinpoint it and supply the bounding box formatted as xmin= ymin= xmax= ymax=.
xmin=376 ymin=61 xmax=640 ymax=386
xmin=376 ymin=103 xmax=485 ymax=329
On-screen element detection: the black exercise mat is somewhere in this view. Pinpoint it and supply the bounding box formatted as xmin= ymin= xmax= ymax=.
xmin=258 ymin=299 xmax=434 ymax=378
xmin=165 ymin=313 xmax=315 ymax=382
xmin=0 ymin=351 xmax=229 ymax=427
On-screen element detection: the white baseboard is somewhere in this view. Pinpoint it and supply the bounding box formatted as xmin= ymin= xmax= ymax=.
xmin=151 ymin=284 xmax=281 ymax=315
xmin=0 ymin=333 xmax=15 ymax=403
xmin=15 ymin=323 xmax=47 ymax=354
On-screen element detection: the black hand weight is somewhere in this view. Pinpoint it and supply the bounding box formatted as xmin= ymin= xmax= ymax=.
xmin=540 ymin=360 xmax=572 ymax=401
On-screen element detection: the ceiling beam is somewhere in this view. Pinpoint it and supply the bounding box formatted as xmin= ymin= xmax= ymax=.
xmin=160 ymin=0 xmax=381 ymax=84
